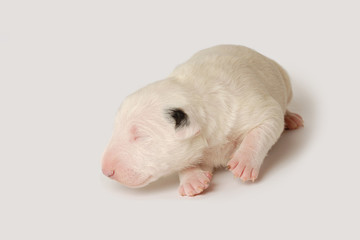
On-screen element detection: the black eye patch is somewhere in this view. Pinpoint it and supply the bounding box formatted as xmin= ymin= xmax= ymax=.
xmin=167 ymin=108 xmax=189 ymax=129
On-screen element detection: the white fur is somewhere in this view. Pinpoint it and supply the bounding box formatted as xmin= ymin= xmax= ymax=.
xmin=102 ymin=45 xmax=292 ymax=188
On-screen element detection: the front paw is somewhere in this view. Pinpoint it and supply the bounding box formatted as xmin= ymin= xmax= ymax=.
xmin=178 ymin=170 xmax=212 ymax=197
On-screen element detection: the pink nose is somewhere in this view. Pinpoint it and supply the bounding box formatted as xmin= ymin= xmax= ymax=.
xmin=102 ymin=169 xmax=115 ymax=178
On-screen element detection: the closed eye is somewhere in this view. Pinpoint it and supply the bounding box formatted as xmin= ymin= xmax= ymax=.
xmin=129 ymin=125 xmax=150 ymax=143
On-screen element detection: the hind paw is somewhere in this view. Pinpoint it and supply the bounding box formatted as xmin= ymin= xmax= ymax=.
xmin=285 ymin=111 xmax=304 ymax=130
xmin=227 ymin=157 xmax=260 ymax=182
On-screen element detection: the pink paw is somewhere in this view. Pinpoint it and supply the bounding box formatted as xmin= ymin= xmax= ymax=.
xmin=227 ymin=157 xmax=260 ymax=182
xmin=178 ymin=170 xmax=212 ymax=197
xmin=285 ymin=111 xmax=304 ymax=130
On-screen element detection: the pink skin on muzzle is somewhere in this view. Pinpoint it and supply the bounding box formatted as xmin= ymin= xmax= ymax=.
xmin=102 ymin=148 xmax=152 ymax=188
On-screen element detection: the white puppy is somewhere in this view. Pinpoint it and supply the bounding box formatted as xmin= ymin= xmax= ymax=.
xmin=102 ymin=45 xmax=304 ymax=196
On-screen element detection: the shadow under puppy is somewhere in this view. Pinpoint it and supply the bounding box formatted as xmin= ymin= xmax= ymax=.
xmin=102 ymin=45 xmax=304 ymax=196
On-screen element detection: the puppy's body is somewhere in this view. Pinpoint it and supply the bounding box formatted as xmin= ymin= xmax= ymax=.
xmin=102 ymin=45 xmax=303 ymax=196
xmin=170 ymin=45 xmax=292 ymax=167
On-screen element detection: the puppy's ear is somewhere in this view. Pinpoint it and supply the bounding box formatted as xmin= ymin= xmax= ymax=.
xmin=166 ymin=108 xmax=200 ymax=139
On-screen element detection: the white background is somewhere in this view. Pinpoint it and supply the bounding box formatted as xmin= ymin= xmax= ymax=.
xmin=1 ymin=0 xmax=359 ymax=239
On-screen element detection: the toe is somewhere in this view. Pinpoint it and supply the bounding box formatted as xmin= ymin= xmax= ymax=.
xmin=199 ymin=172 xmax=212 ymax=186
xmin=285 ymin=111 xmax=304 ymax=130
xmin=192 ymin=184 xmax=205 ymax=195
xmin=178 ymin=185 xmax=185 ymax=196
xmin=227 ymin=158 xmax=239 ymax=170
xmin=285 ymin=117 xmax=297 ymax=129
xmin=240 ymin=167 xmax=253 ymax=182
xmin=184 ymin=183 xmax=196 ymax=196
xmin=250 ymin=168 xmax=259 ymax=182
xmin=204 ymin=171 xmax=213 ymax=180
xmin=232 ymin=162 xmax=246 ymax=178
xmin=293 ymin=115 xmax=304 ymax=127
xmin=190 ymin=180 xmax=204 ymax=192
xmin=294 ymin=113 xmax=303 ymax=121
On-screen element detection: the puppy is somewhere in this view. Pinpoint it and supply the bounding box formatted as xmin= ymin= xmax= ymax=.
xmin=102 ymin=45 xmax=303 ymax=196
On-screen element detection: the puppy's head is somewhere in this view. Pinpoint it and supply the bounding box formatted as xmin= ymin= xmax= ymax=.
xmin=102 ymin=80 xmax=206 ymax=187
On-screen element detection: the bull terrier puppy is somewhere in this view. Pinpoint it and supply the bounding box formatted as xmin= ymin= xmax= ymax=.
xmin=102 ymin=45 xmax=304 ymax=196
